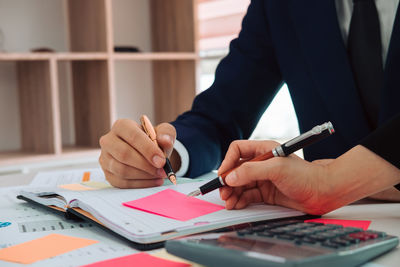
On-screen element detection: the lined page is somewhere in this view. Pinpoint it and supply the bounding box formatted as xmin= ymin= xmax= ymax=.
xmin=71 ymin=182 xmax=304 ymax=243
xmin=21 ymin=170 xmax=304 ymax=244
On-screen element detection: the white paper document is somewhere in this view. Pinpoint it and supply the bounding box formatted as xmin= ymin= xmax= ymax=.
xmin=20 ymin=169 xmax=305 ymax=244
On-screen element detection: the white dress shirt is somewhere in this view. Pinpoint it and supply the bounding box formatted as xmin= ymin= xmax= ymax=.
xmin=335 ymin=0 xmax=399 ymax=65
xmin=174 ymin=0 xmax=400 ymax=176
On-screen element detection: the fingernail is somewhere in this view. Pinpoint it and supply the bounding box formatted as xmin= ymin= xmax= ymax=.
xmin=152 ymin=155 xmax=164 ymax=167
xmin=157 ymin=168 xmax=165 ymax=178
xmin=225 ymin=171 xmax=237 ymax=185
xmin=160 ymin=134 xmax=173 ymax=144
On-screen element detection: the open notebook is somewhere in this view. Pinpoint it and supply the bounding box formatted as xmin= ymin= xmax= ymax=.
xmin=18 ymin=169 xmax=306 ymax=250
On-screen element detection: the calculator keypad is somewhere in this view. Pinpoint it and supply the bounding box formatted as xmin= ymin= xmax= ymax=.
xmin=236 ymin=220 xmax=384 ymax=249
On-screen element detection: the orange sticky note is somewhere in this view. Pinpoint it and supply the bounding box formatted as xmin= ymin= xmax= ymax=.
xmin=82 ymin=252 xmax=190 ymax=267
xmin=304 ymin=218 xmax=371 ymax=230
xmin=82 ymin=171 xmax=91 ymax=182
xmin=58 ymin=183 xmax=95 ymax=191
xmin=123 ymin=189 xmax=224 ymax=221
xmin=0 ymin=233 xmax=98 ymax=264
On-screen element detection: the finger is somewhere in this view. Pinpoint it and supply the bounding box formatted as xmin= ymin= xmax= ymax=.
xmin=101 ymin=150 xmax=164 ymax=179
xmin=225 ymin=187 xmax=244 ymax=210
xmin=219 ymin=186 xmax=233 ymax=200
xmin=101 ymin=133 xmax=161 ymax=177
xmin=111 ymin=119 xmax=166 ymax=168
xmin=225 ymin=158 xmax=290 ymax=187
xmin=234 ymin=188 xmax=263 ymax=209
xmin=104 ymin=170 xmax=164 ymax=189
xmin=218 ymin=140 xmax=280 ymax=175
xmin=155 ymin=123 xmax=176 ymax=156
xmin=312 ymin=159 xmax=334 ymax=166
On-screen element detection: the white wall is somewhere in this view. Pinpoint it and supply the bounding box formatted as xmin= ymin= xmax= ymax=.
xmin=0 ymin=0 xmax=67 ymax=52
xmin=0 ymin=0 xmax=67 ymax=150
xmin=114 ymin=61 xmax=154 ymax=122
xmin=0 ymin=62 xmax=20 ymax=150
xmin=0 ymin=0 xmax=155 ymax=151
xmin=112 ymin=0 xmax=152 ymax=52
xmin=112 ymin=0 xmax=154 ymax=122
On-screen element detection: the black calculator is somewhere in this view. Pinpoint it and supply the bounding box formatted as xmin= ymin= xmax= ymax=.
xmin=166 ymin=220 xmax=399 ymax=267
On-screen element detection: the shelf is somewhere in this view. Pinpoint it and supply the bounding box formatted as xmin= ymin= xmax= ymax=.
xmin=113 ymin=52 xmax=198 ymax=60
xmin=0 ymin=53 xmax=54 ymax=61
xmin=0 ymin=0 xmax=198 ymax=168
xmin=62 ymin=146 xmax=101 ymax=156
xmin=0 ymin=53 xmax=108 ymax=61
xmin=0 ymin=52 xmax=198 ymax=61
xmin=0 ymin=148 xmax=100 ymax=167
xmin=0 ymin=151 xmax=56 ymax=167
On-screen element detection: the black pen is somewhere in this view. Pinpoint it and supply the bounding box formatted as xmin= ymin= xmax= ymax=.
xmin=187 ymin=122 xmax=335 ymax=197
xmin=141 ymin=115 xmax=177 ymax=185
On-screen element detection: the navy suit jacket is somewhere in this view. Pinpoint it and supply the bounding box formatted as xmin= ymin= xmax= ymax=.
xmin=172 ymin=0 xmax=400 ymax=177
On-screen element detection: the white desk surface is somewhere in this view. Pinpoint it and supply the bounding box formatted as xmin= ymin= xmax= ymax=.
xmin=1 ymin=170 xmax=399 ymax=266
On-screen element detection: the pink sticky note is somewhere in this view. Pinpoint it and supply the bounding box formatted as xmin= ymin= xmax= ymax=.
xmin=82 ymin=252 xmax=190 ymax=267
xmin=304 ymin=218 xmax=371 ymax=230
xmin=122 ymin=189 xmax=224 ymax=221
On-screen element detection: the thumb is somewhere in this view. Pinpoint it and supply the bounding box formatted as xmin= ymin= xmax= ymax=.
xmin=224 ymin=158 xmax=287 ymax=187
xmin=155 ymin=123 xmax=176 ymax=157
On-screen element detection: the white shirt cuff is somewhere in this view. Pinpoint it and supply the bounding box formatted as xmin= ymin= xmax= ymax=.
xmin=173 ymin=139 xmax=189 ymax=177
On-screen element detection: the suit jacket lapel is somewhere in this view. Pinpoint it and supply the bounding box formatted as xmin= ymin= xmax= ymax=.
xmin=288 ymin=0 xmax=370 ymax=146
xmin=381 ymin=3 xmax=400 ymax=123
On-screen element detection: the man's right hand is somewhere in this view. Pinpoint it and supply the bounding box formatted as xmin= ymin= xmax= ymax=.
xmin=99 ymin=119 xmax=177 ymax=188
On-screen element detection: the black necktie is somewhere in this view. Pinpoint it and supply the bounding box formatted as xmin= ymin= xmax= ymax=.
xmin=347 ymin=0 xmax=384 ymax=129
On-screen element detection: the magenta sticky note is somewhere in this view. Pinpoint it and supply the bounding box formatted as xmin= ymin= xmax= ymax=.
xmin=122 ymin=189 xmax=224 ymax=221
xmin=81 ymin=252 xmax=190 ymax=267
xmin=304 ymin=218 xmax=371 ymax=230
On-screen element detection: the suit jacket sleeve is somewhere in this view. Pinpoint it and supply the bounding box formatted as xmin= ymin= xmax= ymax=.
xmin=360 ymin=113 xmax=400 ymax=190
xmin=171 ymin=0 xmax=283 ymax=177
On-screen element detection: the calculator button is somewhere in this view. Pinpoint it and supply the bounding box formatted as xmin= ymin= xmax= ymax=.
xmin=289 ymin=231 xmax=307 ymax=238
xmin=331 ymin=238 xmax=351 ymax=247
xmin=268 ymin=228 xmax=287 ymax=235
xmin=366 ymin=230 xmax=386 ymax=238
xmin=319 ymin=232 xmax=338 ymax=239
xmin=251 ymin=225 xmax=266 ymax=232
xmin=290 ymin=223 xmax=313 ymax=230
xmin=277 ymin=234 xmax=295 ymax=240
xmin=311 ymin=226 xmax=329 ymax=233
xmin=301 ymin=237 xmax=317 ymax=244
xmin=349 ymin=232 xmax=379 ymax=241
xmin=329 ymin=229 xmax=348 ymax=237
xmin=341 ymin=236 xmax=360 ymax=244
xmin=294 ymin=239 xmax=303 ymax=245
xmin=343 ymin=227 xmax=363 ymax=234
xmin=237 ymin=229 xmax=253 ymax=236
xmin=321 ymin=241 xmax=340 ymax=249
xmin=323 ymin=224 xmax=343 ymax=230
xmin=308 ymin=234 xmax=329 ymax=242
xmin=256 ymin=232 xmax=274 ymax=238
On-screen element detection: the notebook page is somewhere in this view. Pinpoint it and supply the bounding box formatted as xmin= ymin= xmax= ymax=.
xmin=19 ymin=187 xmax=85 ymax=209
xmin=70 ymin=182 xmax=304 ymax=243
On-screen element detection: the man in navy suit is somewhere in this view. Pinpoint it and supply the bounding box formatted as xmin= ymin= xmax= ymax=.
xmin=99 ymin=0 xmax=400 ymax=213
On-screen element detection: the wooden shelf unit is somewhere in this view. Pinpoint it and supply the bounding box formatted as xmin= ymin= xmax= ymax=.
xmin=0 ymin=0 xmax=198 ymax=167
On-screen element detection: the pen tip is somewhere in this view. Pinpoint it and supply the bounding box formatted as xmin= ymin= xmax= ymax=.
xmin=187 ymin=189 xmax=201 ymax=197
xmin=169 ymin=174 xmax=177 ymax=185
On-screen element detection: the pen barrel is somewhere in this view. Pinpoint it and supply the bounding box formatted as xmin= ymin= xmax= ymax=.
xmin=199 ymin=176 xmax=225 ymax=195
xmin=280 ymin=121 xmax=335 ymax=156
xmin=163 ymin=158 xmax=174 ymax=176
